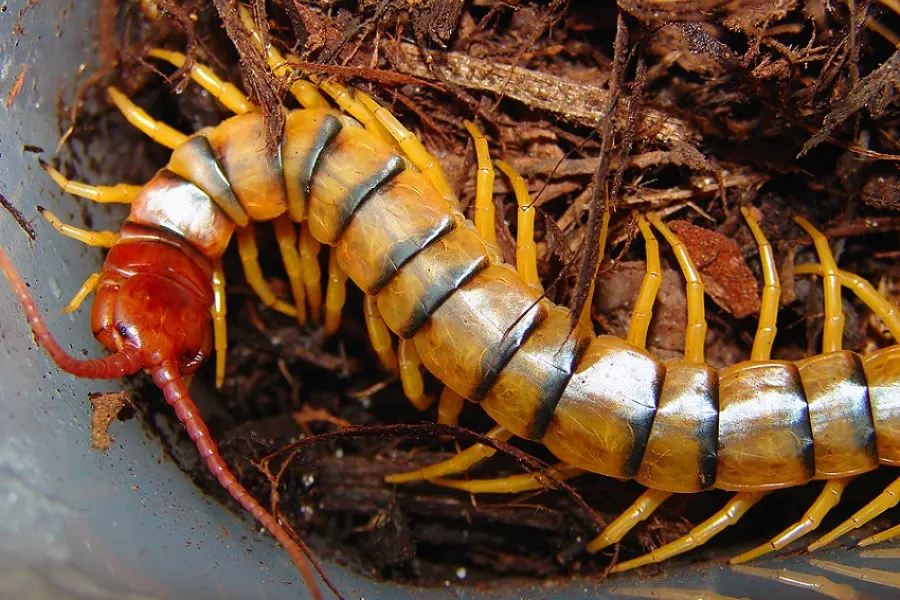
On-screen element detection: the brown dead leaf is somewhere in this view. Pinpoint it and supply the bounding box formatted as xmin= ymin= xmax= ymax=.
xmin=668 ymin=220 xmax=761 ymax=318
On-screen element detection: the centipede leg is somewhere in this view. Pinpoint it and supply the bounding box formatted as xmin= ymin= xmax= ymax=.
xmin=273 ymin=215 xmax=308 ymax=325
xmin=742 ymin=207 xmax=780 ymax=361
xmin=808 ymin=475 xmax=900 ymax=551
xmin=795 ymin=216 xmax=845 ymax=353
xmin=211 ymin=258 xmax=228 ymax=389
xmin=235 ymin=225 xmax=298 ymax=317
xmin=730 ymin=477 xmax=854 ymax=564
xmin=324 ymin=251 xmax=347 ymax=335
xmin=299 ymin=225 xmax=323 ymax=323
xmin=430 ymin=462 xmax=583 ymax=493
xmin=794 ymin=265 xmax=900 ymax=341
xmin=609 ymin=492 xmax=767 ymax=573
xmin=858 ymin=522 xmax=900 ymax=547
xmin=627 ymin=215 xmax=662 ymax=348
xmin=40 ymin=161 xmax=140 ymax=204
xmin=107 ymin=86 xmax=188 ymax=150
xmin=384 ymin=425 xmax=512 ymax=483
xmin=464 ymin=120 xmax=500 ymax=255
xmin=39 ymin=208 xmax=119 ymax=248
xmin=364 ymin=295 xmax=397 ymax=372
xmin=63 ymin=272 xmax=102 ymax=314
xmin=437 ymin=387 xmax=465 ymax=426
xmin=586 ymin=488 xmax=674 ymax=553
xmin=397 ymin=338 xmax=434 ymax=411
xmin=236 ymin=6 xmax=331 ymax=110
xmin=355 ymin=92 xmax=460 ymax=211
xmin=147 ymin=48 xmax=254 ymax=115
xmin=496 ymin=159 xmax=542 ymax=292
xmin=648 ymin=214 xmax=707 ymax=364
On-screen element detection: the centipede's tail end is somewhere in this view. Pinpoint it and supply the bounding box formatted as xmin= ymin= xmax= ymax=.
xmin=0 ymin=243 xmax=144 ymax=379
xmin=150 ymin=364 xmax=329 ymax=600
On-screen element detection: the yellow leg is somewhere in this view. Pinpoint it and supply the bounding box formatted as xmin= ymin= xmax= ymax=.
xmin=627 ymin=216 xmax=662 ymax=349
xmin=431 ymin=463 xmax=584 ymax=494
xmin=364 ymin=295 xmax=397 ymax=372
xmin=147 ymin=48 xmax=254 ymax=115
xmin=236 ymin=6 xmax=330 ymax=110
xmin=324 ymin=251 xmax=347 ymax=335
xmin=235 ymin=225 xmax=298 ymax=317
xmin=299 ymin=225 xmax=323 ymax=323
xmin=356 ymin=92 xmax=460 ymax=211
xmin=63 ymin=272 xmax=101 ymax=314
xmin=859 ymin=522 xmax=900 ymax=547
xmin=647 ymin=214 xmax=707 ymax=364
xmin=39 ymin=208 xmax=118 ymax=248
xmin=794 ymin=264 xmax=900 ymax=341
xmin=730 ymin=477 xmax=854 ymax=564
xmin=586 ymin=488 xmax=674 ymax=553
xmin=272 ymin=216 xmax=308 ymax=325
xmin=211 ymin=258 xmax=228 ymax=389
xmin=397 ymin=338 xmax=434 ymax=411
xmin=808 ymin=474 xmax=900 ymax=551
xmin=495 ymin=159 xmax=542 ymax=292
xmin=794 ymin=216 xmax=845 ymax=353
xmin=463 ymin=121 xmax=498 ymax=250
xmin=742 ymin=207 xmax=781 ymax=361
xmin=41 ymin=161 xmax=139 ymax=204
xmin=307 ymin=77 xmax=395 ymax=147
xmin=384 ymin=425 xmax=512 ymax=483
xmin=107 ymin=87 xmax=187 ymax=150
xmin=437 ymin=387 xmax=465 ymax=426
xmin=609 ymin=492 xmax=766 ymax=573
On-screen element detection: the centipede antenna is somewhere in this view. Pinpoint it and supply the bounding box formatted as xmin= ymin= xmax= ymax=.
xmin=0 ymin=246 xmax=143 ymax=380
xmin=150 ymin=364 xmax=325 ymax=600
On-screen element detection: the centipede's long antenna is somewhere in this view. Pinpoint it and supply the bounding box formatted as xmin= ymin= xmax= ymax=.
xmin=0 ymin=245 xmax=143 ymax=378
xmin=150 ymin=364 xmax=325 ymax=600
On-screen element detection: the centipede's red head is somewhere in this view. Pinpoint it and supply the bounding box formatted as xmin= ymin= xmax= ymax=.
xmin=92 ymin=237 xmax=215 ymax=374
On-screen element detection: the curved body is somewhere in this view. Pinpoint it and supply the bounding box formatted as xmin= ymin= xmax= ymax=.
xmin=125 ymin=107 xmax=900 ymax=495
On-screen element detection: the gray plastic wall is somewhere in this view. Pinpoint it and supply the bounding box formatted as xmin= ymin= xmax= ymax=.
xmin=1 ymin=2 xmax=898 ymax=599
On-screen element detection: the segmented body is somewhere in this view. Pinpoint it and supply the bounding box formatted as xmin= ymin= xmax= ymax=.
xmin=139 ymin=106 xmax=900 ymax=496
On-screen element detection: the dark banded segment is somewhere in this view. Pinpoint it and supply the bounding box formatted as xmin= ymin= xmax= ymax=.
xmin=543 ymin=337 xmax=664 ymax=479
xmin=636 ymin=362 xmax=719 ymax=493
xmin=481 ymin=307 xmax=593 ymax=441
xmin=413 ymin=264 xmax=545 ymax=402
xmin=864 ymin=346 xmax=900 ymax=465
xmin=166 ymin=135 xmax=248 ymax=227
xmin=282 ymin=110 xmax=343 ymax=222
xmin=798 ymin=351 xmax=877 ymax=477
xmin=306 ymin=127 xmax=405 ymax=244
xmin=205 ymin=112 xmax=288 ymax=221
xmin=335 ymin=169 xmax=457 ymax=295
xmin=376 ymin=223 xmax=490 ymax=338
xmin=717 ymin=361 xmax=814 ymax=491
xmin=128 ymin=169 xmax=235 ymax=259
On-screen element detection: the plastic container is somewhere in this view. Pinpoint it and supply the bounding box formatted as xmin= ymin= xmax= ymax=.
xmin=1 ymin=2 xmax=898 ymax=598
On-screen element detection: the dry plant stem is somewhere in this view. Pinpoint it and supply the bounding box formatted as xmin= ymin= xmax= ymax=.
xmin=386 ymin=42 xmax=696 ymax=146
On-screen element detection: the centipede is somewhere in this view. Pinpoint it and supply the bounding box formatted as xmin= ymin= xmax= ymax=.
xmin=3 ymin=2 xmax=900 ymax=598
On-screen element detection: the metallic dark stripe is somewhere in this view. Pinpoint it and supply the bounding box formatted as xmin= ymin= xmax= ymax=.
xmin=470 ymin=302 xmax=549 ymax=403
xmin=526 ymin=333 xmax=592 ymax=440
xmin=330 ymin=153 xmax=406 ymax=240
xmin=397 ymin=255 xmax=489 ymax=338
xmin=368 ymin=211 xmax=456 ymax=296
xmin=296 ymin=115 xmax=343 ymax=199
xmin=849 ymin=353 xmax=878 ymax=461
xmin=170 ymin=136 xmax=247 ymax=227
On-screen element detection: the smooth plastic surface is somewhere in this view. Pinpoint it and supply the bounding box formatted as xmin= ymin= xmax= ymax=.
xmin=1 ymin=2 xmax=898 ymax=599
